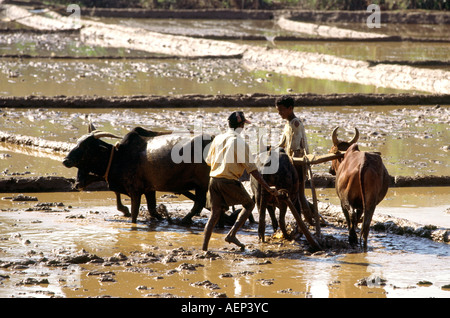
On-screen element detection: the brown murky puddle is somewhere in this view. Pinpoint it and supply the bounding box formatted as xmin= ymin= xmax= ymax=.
xmin=1 ymin=189 xmax=449 ymax=298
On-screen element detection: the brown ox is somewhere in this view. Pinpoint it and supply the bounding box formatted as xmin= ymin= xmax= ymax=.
xmin=329 ymin=127 xmax=389 ymax=247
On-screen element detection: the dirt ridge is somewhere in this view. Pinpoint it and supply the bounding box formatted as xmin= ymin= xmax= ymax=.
xmin=1 ymin=93 xmax=449 ymax=108
xmin=52 ymin=7 xmax=450 ymax=25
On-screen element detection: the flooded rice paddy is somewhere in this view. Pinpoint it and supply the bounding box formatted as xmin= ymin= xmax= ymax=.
xmin=2 ymin=57 xmax=410 ymax=97
xmin=1 ymin=105 xmax=449 ymax=177
xmin=1 ymin=18 xmax=450 ymax=97
xmin=1 ymin=9 xmax=449 ymax=299
xmin=0 ymin=188 xmax=449 ymax=299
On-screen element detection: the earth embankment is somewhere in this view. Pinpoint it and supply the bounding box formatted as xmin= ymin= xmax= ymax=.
xmin=1 ymin=93 xmax=450 ymax=108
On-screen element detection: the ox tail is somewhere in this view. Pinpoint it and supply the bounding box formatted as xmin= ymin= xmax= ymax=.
xmin=359 ymin=156 xmax=375 ymax=248
xmin=354 ymin=163 xmax=366 ymax=246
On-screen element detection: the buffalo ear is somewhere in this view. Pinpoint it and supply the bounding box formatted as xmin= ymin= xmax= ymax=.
xmin=88 ymin=121 xmax=96 ymax=133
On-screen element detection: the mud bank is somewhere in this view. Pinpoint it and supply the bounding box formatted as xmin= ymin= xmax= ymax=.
xmin=2 ymin=5 xmax=80 ymax=31
xmin=242 ymin=47 xmax=450 ymax=94
xmin=1 ymin=93 xmax=450 ymax=108
xmin=0 ymin=130 xmax=74 ymax=153
xmin=60 ymin=7 xmax=450 ymax=25
xmin=82 ymin=18 xmax=450 ymax=93
xmin=76 ymin=8 xmax=275 ymax=20
xmin=288 ymin=10 xmax=450 ymax=25
xmin=0 ymin=176 xmax=106 ymax=192
xmin=277 ymin=16 xmax=389 ymax=39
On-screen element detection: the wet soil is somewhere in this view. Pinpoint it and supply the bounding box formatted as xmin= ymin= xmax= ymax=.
xmin=0 ymin=190 xmax=449 ymax=299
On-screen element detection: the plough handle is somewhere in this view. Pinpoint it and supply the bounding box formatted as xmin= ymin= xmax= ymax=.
xmin=277 ymin=190 xmax=322 ymax=251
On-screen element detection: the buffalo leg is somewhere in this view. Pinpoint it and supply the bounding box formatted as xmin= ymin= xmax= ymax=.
xmin=267 ymin=205 xmax=278 ymax=232
xmin=294 ymin=198 xmax=304 ymax=237
xmin=258 ymin=199 xmax=267 ymax=242
xmin=181 ymin=188 xmax=206 ymax=224
xmin=130 ymin=193 xmax=142 ymax=223
xmin=278 ymin=202 xmax=290 ymax=240
xmin=145 ymin=191 xmax=162 ymax=220
xmin=115 ymin=192 xmax=130 ymax=217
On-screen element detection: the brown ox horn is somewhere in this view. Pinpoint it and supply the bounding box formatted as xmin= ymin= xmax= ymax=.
xmin=92 ymin=131 xmax=122 ymax=139
xmin=349 ymin=127 xmax=359 ymax=144
xmin=331 ymin=126 xmax=340 ymax=146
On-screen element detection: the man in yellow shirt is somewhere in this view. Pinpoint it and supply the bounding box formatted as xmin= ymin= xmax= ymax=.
xmin=202 ymin=111 xmax=277 ymax=251
xmin=275 ymin=95 xmax=313 ymax=224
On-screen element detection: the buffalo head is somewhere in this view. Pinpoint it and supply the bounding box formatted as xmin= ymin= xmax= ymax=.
xmin=329 ymin=126 xmax=359 ymax=175
xmin=63 ymin=125 xmax=121 ymax=190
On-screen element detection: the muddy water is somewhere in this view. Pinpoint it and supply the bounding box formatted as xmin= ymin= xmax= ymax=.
xmin=0 ymin=189 xmax=449 ymax=298
xmin=271 ymin=41 xmax=450 ymax=63
xmin=329 ymin=22 xmax=450 ymax=40
xmin=317 ymin=187 xmax=450 ymax=228
xmin=0 ymin=57 xmax=412 ymax=97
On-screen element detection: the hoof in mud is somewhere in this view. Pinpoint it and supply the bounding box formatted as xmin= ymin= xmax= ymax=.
xmin=349 ymin=232 xmax=358 ymax=246
xmin=180 ymin=217 xmax=193 ymax=225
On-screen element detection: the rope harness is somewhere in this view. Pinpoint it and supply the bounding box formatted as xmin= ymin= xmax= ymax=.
xmin=103 ymin=142 xmax=120 ymax=183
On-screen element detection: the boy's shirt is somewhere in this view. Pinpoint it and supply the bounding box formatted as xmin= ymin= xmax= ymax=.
xmin=278 ymin=117 xmax=309 ymax=158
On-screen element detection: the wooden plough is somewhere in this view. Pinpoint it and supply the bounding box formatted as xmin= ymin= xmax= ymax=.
xmin=285 ymin=152 xmax=345 ymax=249
xmin=291 ymin=152 xmax=345 ymax=167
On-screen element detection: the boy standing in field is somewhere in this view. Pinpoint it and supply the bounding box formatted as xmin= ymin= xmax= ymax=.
xmin=275 ymin=95 xmax=314 ymax=224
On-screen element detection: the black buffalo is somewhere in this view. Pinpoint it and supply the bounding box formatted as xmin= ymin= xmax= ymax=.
xmin=251 ymin=147 xmax=304 ymax=242
xmin=63 ymin=126 xmax=212 ymax=224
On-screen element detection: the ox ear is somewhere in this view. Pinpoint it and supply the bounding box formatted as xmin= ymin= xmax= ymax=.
xmin=349 ymin=127 xmax=359 ymax=145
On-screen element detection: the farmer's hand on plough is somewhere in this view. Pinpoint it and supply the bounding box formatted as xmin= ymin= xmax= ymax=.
xmin=267 ymin=186 xmax=278 ymax=197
